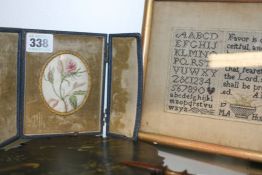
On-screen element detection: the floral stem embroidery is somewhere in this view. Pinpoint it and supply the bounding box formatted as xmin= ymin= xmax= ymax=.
xmin=44 ymin=56 xmax=88 ymax=113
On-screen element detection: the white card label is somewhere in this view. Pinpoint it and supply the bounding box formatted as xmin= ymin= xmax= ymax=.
xmin=26 ymin=33 xmax=53 ymax=53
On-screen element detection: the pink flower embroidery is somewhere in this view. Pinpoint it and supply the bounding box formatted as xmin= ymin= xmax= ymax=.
xmin=48 ymin=98 xmax=59 ymax=108
xmin=66 ymin=60 xmax=77 ymax=73
xmin=57 ymin=59 xmax=63 ymax=73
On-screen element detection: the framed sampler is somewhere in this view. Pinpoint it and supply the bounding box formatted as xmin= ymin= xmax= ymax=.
xmin=140 ymin=0 xmax=262 ymax=162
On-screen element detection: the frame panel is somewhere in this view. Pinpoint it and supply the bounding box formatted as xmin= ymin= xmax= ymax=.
xmin=108 ymin=33 xmax=143 ymax=140
xmin=21 ymin=29 xmax=107 ymax=138
xmin=0 ymin=28 xmax=22 ymax=147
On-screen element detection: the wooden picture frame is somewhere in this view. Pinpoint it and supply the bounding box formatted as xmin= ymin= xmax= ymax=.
xmin=140 ymin=0 xmax=262 ymax=162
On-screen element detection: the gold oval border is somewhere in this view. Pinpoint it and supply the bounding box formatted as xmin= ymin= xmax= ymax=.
xmin=39 ymin=51 xmax=92 ymax=116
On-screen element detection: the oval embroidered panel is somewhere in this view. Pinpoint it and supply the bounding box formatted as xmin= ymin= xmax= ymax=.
xmin=40 ymin=53 xmax=90 ymax=115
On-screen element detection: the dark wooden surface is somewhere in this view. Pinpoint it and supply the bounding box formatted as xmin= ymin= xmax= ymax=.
xmin=0 ymin=136 xmax=163 ymax=175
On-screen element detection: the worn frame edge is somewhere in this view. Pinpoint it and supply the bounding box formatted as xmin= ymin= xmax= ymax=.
xmin=107 ymin=33 xmax=143 ymax=141
xmin=0 ymin=27 xmax=22 ymax=148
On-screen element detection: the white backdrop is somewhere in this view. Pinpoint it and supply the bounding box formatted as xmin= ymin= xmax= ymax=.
xmin=0 ymin=0 xmax=145 ymax=33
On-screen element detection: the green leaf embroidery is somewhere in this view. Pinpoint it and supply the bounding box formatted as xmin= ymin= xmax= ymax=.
xmin=73 ymin=90 xmax=86 ymax=96
xmin=69 ymin=95 xmax=78 ymax=109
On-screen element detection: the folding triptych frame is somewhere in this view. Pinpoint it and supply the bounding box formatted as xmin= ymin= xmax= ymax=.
xmin=0 ymin=28 xmax=142 ymax=147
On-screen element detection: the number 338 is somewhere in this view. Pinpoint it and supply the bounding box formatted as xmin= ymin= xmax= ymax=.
xmin=29 ymin=38 xmax=48 ymax=48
